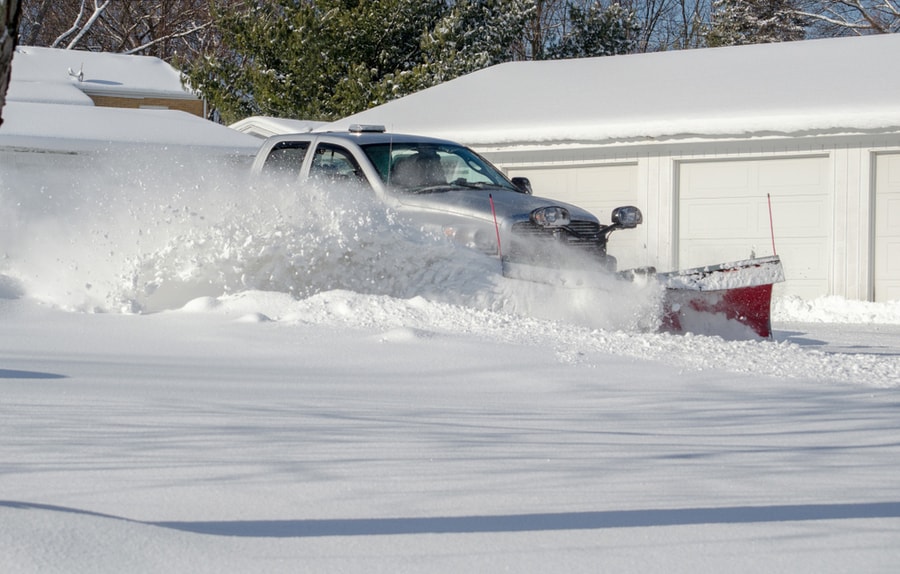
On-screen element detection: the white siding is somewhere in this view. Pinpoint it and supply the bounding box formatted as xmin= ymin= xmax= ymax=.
xmin=677 ymin=156 xmax=831 ymax=298
xmin=875 ymin=153 xmax=900 ymax=302
xmin=485 ymin=135 xmax=900 ymax=301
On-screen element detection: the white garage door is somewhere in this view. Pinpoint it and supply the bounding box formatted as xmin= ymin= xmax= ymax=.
xmin=505 ymin=163 xmax=644 ymax=269
xmin=875 ymin=153 xmax=900 ymax=302
xmin=678 ymin=157 xmax=831 ymax=298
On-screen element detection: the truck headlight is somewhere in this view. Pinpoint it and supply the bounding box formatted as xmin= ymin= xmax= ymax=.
xmin=531 ymin=206 xmax=570 ymax=227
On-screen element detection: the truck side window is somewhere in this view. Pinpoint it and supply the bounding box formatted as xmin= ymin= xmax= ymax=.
xmin=262 ymin=141 xmax=310 ymax=178
xmin=310 ymin=144 xmax=369 ymax=188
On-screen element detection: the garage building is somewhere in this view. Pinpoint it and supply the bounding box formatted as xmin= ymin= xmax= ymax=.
xmin=327 ymin=34 xmax=900 ymax=302
xmin=1 ymin=46 xmax=260 ymax=195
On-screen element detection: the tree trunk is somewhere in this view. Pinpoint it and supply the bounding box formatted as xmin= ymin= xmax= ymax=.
xmin=1 ymin=0 xmax=21 ymax=128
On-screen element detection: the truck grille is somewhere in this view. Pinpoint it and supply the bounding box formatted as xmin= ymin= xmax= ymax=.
xmin=511 ymin=220 xmax=601 ymax=244
xmin=507 ymin=220 xmax=617 ymax=271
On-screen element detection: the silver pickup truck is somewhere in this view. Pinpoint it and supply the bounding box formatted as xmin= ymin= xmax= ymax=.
xmin=251 ymin=125 xmax=643 ymax=278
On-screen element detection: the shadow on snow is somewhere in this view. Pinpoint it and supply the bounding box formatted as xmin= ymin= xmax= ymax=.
xmin=4 ymin=500 xmax=900 ymax=538
xmin=0 ymin=369 xmax=67 ymax=380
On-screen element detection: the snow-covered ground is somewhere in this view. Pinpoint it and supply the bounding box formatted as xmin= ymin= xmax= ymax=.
xmin=2 ymin=150 xmax=899 ymax=572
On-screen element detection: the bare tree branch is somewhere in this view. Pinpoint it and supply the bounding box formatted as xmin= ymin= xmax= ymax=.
xmin=19 ymin=0 xmax=241 ymax=64
xmin=794 ymin=0 xmax=900 ymax=35
xmin=64 ymin=0 xmax=112 ymax=49
xmin=123 ymin=20 xmax=211 ymax=55
xmin=49 ymin=0 xmax=87 ymax=48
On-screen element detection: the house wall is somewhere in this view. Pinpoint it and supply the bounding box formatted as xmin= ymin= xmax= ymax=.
xmin=88 ymin=94 xmax=204 ymax=117
xmin=481 ymin=133 xmax=900 ymax=301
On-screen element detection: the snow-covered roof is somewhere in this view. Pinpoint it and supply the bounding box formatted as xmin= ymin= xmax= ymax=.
xmin=0 ymin=101 xmax=261 ymax=153
xmin=1 ymin=46 xmax=260 ymax=154
xmin=5 ymin=78 xmax=95 ymax=106
xmin=326 ymin=34 xmax=900 ymax=146
xmin=9 ymin=45 xmax=197 ymax=101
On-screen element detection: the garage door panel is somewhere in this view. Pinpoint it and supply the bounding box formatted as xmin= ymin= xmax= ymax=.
xmin=679 ymin=157 xmax=830 ymax=298
xmin=515 ymin=169 xmax=572 ymax=199
xmin=683 ymin=200 xmax=755 ymax=237
xmin=887 ymin=154 xmax=900 ymax=184
xmin=875 ymin=154 xmax=900 ymax=302
xmin=775 ymin=240 xmax=829 ymax=281
xmin=680 ymin=241 xmax=763 ymax=267
xmin=878 ymin=238 xmax=900 ymax=273
xmin=684 ymin=197 xmax=825 ymax=243
xmin=570 ymin=166 xmax=638 ymax=216
xmin=680 ymin=162 xmax=752 ymax=197
xmin=575 ymin=166 xmax=636 ymax=193
xmin=773 ymin=279 xmax=827 ymax=300
xmin=876 ymin=196 xmax=900 ymax=229
xmin=879 ymin=284 xmax=900 ymax=302
xmin=758 ymin=157 xmax=826 ymax=189
xmin=680 ymin=238 xmax=828 ymax=279
xmin=507 ymin=165 xmax=638 ymax=216
xmin=767 ymin=198 xmax=828 ymax=237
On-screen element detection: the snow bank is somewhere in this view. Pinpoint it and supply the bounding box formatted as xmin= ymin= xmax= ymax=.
xmin=774 ymin=295 xmax=900 ymax=324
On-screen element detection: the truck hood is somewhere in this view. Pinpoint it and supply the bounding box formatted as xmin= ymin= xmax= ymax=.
xmin=392 ymin=186 xmax=599 ymax=226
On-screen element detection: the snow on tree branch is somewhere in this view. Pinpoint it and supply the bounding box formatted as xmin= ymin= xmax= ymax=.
xmin=50 ymin=0 xmax=113 ymax=49
xmin=123 ymin=21 xmax=212 ymax=56
xmin=794 ymin=0 xmax=900 ymax=34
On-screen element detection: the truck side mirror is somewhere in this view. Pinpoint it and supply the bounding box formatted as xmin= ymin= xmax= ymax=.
xmin=511 ymin=177 xmax=533 ymax=195
xmin=611 ymin=206 xmax=643 ymax=228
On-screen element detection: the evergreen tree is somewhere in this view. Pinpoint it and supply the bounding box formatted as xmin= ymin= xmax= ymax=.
xmin=319 ymin=0 xmax=446 ymax=116
xmin=186 ymin=0 xmax=660 ymax=123
xmin=546 ymin=2 xmax=640 ymax=59
xmin=707 ymin=0 xmax=806 ymax=46
xmin=389 ymin=0 xmax=535 ymax=94
xmin=186 ymin=0 xmax=540 ymax=123
xmin=186 ymin=0 xmax=445 ymax=123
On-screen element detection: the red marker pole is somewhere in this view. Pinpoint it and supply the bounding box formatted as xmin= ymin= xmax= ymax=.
xmin=767 ymin=193 xmax=777 ymax=256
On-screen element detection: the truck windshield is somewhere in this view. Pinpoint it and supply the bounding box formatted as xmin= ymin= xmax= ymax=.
xmin=360 ymin=142 xmax=519 ymax=193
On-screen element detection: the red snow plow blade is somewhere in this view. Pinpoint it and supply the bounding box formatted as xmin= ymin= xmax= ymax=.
xmin=502 ymin=253 xmax=784 ymax=339
xmin=657 ymin=256 xmax=785 ymax=339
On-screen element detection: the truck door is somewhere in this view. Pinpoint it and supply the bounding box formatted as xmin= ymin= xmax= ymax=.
xmin=309 ymin=143 xmax=370 ymax=189
xmin=260 ymin=140 xmax=310 ymax=179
